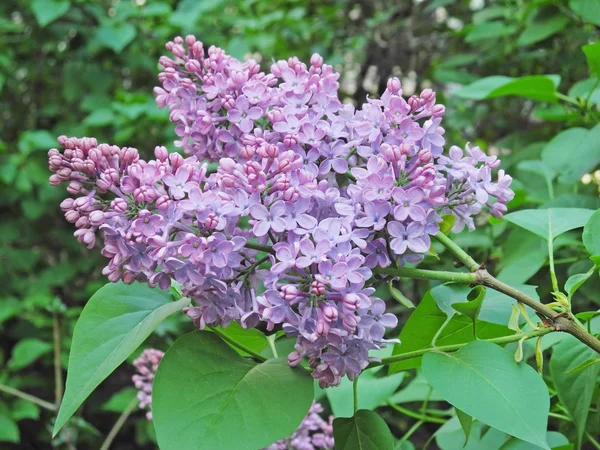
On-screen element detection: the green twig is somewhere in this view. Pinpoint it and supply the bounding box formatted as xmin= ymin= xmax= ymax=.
xmin=0 ymin=383 xmax=56 ymax=411
xmin=369 ymin=327 xmax=553 ymax=368
xmin=387 ymin=402 xmax=446 ymax=424
xmin=208 ymin=326 xmax=267 ymax=362
xmin=99 ymin=397 xmax=138 ymax=450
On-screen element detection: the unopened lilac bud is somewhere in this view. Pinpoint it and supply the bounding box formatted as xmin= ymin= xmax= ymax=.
xmin=49 ymin=174 xmax=62 ymax=186
xmin=281 ymin=285 xmax=299 ymax=301
xmin=60 ymin=198 xmax=74 ymax=210
xmin=185 ymin=59 xmax=202 ymax=73
xmin=418 ymin=149 xmax=432 ymax=163
xmin=64 ymin=210 xmax=79 ymax=223
xmin=154 ymin=146 xmax=169 ymax=161
xmin=67 ymin=181 xmax=82 ymax=195
xmin=310 ymin=53 xmax=323 ymax=68
xmin=156 ymin=195 xmax=170 ymax=211
xmin=316 ymin=320 xmax=329 ymax=336
xmin=408 ymin=95 xmax=420 ymax=111
xmin=432 ymin=104 xmax=445 ymax=118
xmin=288 ymin=351 xmax=303 ymax=367
xmin=342 ymin=293 xmax=360 ymax=311
xmin=169 ymin=152 xmax=184 ymax=170
xmin=322 ymin=305 xmax=338 ymax=322
xmin=311 ymin=280 xmax=326 ymax=295
xmin=420 ymin=88 xmax=434 ymax=103
xmin=122 ymin=147 xmax=139 ymax=164
xmin=111 ymin=198 xmax=128 ymax=213
xmin=89 ymin=210 xmax=105 ymax=226
xmin=387 ymin=77 xmax=401 ymax=93
xmin=342 ymin=313 xmax=358 ymax=331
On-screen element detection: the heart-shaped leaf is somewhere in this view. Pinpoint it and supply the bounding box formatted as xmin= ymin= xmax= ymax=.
xmin=423 ymin=341 xmax=550 ymax=449
xmin=504 ymin=208 xmax=594 ymax=242
xmin=53 ymin=282 xmax=188 ymax=435
xmin=333 ymin=409 xmax=394 ymax=450
xmin=31 ymin=0 xmax=71 ymax=27
xmin=152 ymin=331 xmax=314 ymax=450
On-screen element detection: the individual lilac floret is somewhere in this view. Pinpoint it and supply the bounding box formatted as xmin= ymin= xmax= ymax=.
xmin=132 ymin=348 xmax=164 ymax=420
xmin=49 ymin=35 xmax=514 ymax=388
xmin=264 ymin=402 xmax=334 ymax=450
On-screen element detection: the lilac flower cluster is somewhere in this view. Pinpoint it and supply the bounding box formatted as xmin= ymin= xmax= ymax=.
xmin=265 ymin=402 xmax=334 ymax=450
xmin=132 ymin=348 xmax=164 ymax=420
xmin=49 ymin=35 xmax=514 ymax=387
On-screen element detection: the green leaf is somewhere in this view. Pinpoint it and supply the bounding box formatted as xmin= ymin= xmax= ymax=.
xmin=465 ymin=22 xmax=517 ymax=43
xmin=8 ymin=338 xmax=52 ymax=370
xmin=388 ymin=280 xmax=415 ymax=309
xmin=325 ymin=367 xmax=404 ymax=417
xmin=583 ymin=209 xmax=600 ymax=257
xmin=504 ymin=208 xmax=594 ymax=242
xmin=454 ymin=75 xmax=560 ymax=103
xmin=423 ymin=341 xmax=550 ymax=449
xmin=11 ymin=399 xmax=40 ymax=421
xmin=153 ymin=331 xmax=314 ymax=450
xmin=570 ymin=0 xmax=600 ymax=26
xmin=440 ymin=214 xmax=457 ymax=234
xmin=83 ymin=108 xmax=114 ymax=127
xmin=333 ymin=409 xmax=394 ymax=450
xmin=549 ymin=332 xmax=600 ymax=445
xmin=436 ymin=418 xmax=507 ymax=450
xmin=517 ymin=15 xmax=569 ymax=47
xmin=542 ymin=126 xmax=600 ymax=184
xmin=452 ymin=286 xmax=486 ymax=324
xmin=101 ymin=387 xmax=138 ymax=413
xmin=583 ymin=42 xmax=600 ymax=77
xmin=0 ymin=409 xmax=19 ymax=443
xmin=31 ymin=0 xmax=71 ymax=27
xmin=566 ymin=357 xmax=600 ymax=374
xmin=94 ymin=23 xmax=137 ymax=53
xmin=389 ymin=289 xmax=513 ymax=372
xmin=456 ymin=409 xmax=473 ymax=446
xmin=212 ymin=321 xmax=269 ymax=357
xmin=53 ymin=282 xmax=188 ymax=436
xmin=496 ymin=229 xmax=547 ymax=284
xmin=500 ymin=432 xmax=570 ymax=449
xmin=517 ymin=160 xmax=555 ymax=188
xmin=564 ymin=269 xmax=596 ymax=297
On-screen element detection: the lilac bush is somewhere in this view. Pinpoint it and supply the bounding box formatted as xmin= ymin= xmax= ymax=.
xmin=48 ymin=35 xmax=514 ymax=388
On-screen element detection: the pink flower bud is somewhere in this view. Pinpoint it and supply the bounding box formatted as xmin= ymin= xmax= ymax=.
xmin=154 ymin=146 xmax=169 ymax=161
xmin=111 ymin=198 xmax=128 ymax=213
xmin=288 ymin=351 xmax=303 ymax=367
xmin=311 ymin=280 xmax=326 ymax=296
xmin=387 ymin=77 xmax=401 ymax=93
xmin=316 ymin=320 xmax=329 ymax=336
xmin=322 ymin=305 xmax=338 ymax=322
xmin=89 ymin=210 xmax=105 ymax=226
xmin=342 ymin=293 xmax=360 ymax=311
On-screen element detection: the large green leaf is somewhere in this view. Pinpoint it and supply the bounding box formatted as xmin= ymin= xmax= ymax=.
xmin=333 ymin=409 xmax=394 ymax=450
xmin=325 ymin=367 xmax=404 ymax=417
xmin=0 ymin=403 xmax=19 ymax=443
xmin=214 ymin=321 xmax=269 ymax=357
xmin=549 ymin=333 xmax=600 ymax=445
xmin=388 ymin=371 xmax=445 ymax=404
xmin=152 ymin=331 xmax=314 ymax=450
xmin=389 ymin=289 xmax=513 ymax=372
xmin=496 ymin=229 xmax=547 ymax=284
xmin=53 ymin=282 xmax=188 ymax=435
xmin=504 ymin=208 xmax=594 ymax=242
xmin=570 ymin=0 xmax=600 ymax=26
xmin=423 ymin=341 xmax=550 ymax=449
xmin=454 ymin=75 xmax=560 ymax=103
xmin=583 ymin=209 xmax=600 ymax=257
xmin=30 ymin=0 xmax=71 ymax=27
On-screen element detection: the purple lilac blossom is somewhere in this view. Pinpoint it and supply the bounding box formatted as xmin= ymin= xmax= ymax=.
xmin=132 ymin=348 xmax=164 ymax=420
xmin=49 ymin=35 xmax=514 ymax=388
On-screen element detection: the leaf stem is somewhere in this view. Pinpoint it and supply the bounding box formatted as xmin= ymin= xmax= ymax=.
xmin=353 ymin=377 xmax=359 ymax=413
xmin=387 ymin=401 xmax=446 ymax=424
xmin=53 ymin=313 xmax=63 ymax=409
xmin=207 ymin=326 xmax=268 ymax=362
xmin=374 ymin=267 xmax=477 ymax=284
xmin=99 ymin=397 xmax=138 ymax=450
xmin=433 ymin=233 xmax=480 ymax=271
xmin=0 ymin=383 xmax=56 ymax=411
xmin=369 ymin=327 xmax=553 ymax=368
